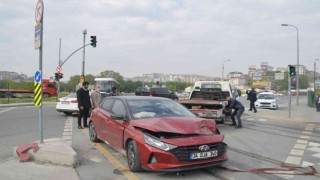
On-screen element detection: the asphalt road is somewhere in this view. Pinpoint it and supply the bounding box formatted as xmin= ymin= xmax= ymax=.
xmin=1 ymin=99 xmax=320 ymax=180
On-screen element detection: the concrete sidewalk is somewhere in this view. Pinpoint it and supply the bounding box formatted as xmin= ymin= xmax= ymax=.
xmin=0 ymin=138 xmax=79 ymax=180
xmin=246 ymin=97 xmax=319 ymax=123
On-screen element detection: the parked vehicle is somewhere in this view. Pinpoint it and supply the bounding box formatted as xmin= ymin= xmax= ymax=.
xmin=0 ymin=79 xmax=57 ymax=98
xmin=135 ymin=87 xmax=178 ymax=100
xmin=93 ymin=78 xmax=119 ymax=98
xmin=89 ymin=96 xmax=227 ymax=172
xmin=255 ymin=92 xmax=278 ymax=110
xmin=56 ymin=93 xmax=78 ymax=115
xmin=178 ymin=81 xmax=233 ymax=123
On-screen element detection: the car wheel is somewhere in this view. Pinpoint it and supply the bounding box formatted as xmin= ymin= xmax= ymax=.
xmin=126 ymin=140 xmax=142 ymax=172
xmin=89 ymin=121 xmax=99 ymax=142
xmin=63 ymin=112 xmax=72 ymax=116
xmin=43 ymin=93 xmax=50 ymax=98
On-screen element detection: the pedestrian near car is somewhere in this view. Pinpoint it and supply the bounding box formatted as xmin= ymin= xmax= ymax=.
xmin=247 ymin=88 xmax=257 ymax=113
xmin=91 ymin=85 xmax=101 ymax=109
xmin=225 ymin=94 xmax=245 ymax=128
xmin=77 ymin=81 xmax=92 ymax=129
xmin=316 ymin=93 xmax=320 ymax=112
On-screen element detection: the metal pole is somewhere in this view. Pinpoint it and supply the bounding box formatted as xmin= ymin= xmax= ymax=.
xmin=39 ymin=16 xmax=44 ymax=143
xmin=315 ymin=61 xmax=316 ymax=93
xmin=295 ymin=26 xmax=299 ymax=106
xmin=82 ymin=30 xmax=87 ymax=79
xmin=222 ymin=63 xmax=224 ymax=81
xmin=288 ymin=66 xmax=291 ymax=118
xmin=57 ymin=38 xmax=61 ymax=101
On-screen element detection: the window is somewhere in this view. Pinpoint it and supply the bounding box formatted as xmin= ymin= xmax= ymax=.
xmin=112 ymin=100 xmax=126 ymax=116
xmin=101 ymin=98 xmax=115 ymax=111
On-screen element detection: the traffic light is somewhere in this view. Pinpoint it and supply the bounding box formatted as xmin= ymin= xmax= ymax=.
xmin=58 ymin=73 xmax=64 ymax=80
xmin=90 ymin=36 xmax=97 ymax=47
xmin=54 ymin=73 xmax=59 ymax=81
xmin=289 ymin=65 xmax=296 ymax=77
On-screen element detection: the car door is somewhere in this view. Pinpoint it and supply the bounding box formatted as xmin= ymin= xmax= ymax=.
xmin=105 ymin=99 xmax=127 ymax=149
xmin=95 ymin=98 xmax=115 ymax=141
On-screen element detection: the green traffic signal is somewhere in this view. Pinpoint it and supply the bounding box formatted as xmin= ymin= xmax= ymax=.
xmin=289 ymin=65 xmax=296 ymax=77
xmin=54 ymin=73 xmax=59 ymax=81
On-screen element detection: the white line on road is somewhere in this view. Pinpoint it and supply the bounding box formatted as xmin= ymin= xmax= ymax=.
xmin=0 ymin=107 xmax=16 ymax=114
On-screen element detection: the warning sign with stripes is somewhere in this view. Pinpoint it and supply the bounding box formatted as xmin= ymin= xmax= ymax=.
xmin=34 ymin=82 xmax=42 ymax=106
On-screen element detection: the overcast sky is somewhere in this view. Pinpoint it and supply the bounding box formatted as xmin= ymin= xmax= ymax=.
xmin=1 ymin=0 xmax=320 ymax=80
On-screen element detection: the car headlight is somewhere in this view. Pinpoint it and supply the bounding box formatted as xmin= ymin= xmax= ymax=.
xmin=144 ymin=134 xmax=177 ymax=151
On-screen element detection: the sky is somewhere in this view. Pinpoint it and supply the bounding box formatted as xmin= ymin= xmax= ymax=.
xmin=1 ymin=0 xmax=320 ymax=80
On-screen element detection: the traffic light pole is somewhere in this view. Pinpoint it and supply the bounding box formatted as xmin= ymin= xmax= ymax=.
xmin=288 ymin=66 xmax=291 ymax=118
xmin=57 ymin=38 xmax=61 ymax=102
xmin=82 ymin=30 xmax=87 ymax=79
xmin=60 ymin=43 xmax=91 ymax=67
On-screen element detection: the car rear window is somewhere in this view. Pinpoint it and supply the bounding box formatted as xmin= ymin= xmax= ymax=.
xmin=151 ymin=88 xmax=169 ymax=94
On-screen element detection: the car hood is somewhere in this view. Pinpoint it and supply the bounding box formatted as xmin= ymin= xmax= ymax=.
xmin=130 ymin=117 xmax=216 ymax=135
xmin=257 ymin=99 xmax=276 ymax=102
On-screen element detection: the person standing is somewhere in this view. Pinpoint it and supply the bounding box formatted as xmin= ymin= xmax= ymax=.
xmin=247 ymin=88 xmax=257 ymax=113
xmin=316 ymin=93 xmax=320 ymax=112
xmin=77 ymin=81 xmax=92 ymax=129
xmin=91 ymin=85 xmax=101 ymax=109
xmin=225 ymin=94 xmax=245 ymax=128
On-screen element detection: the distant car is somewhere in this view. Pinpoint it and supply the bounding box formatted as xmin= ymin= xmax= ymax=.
xmin=56 ymin=93 xmax=78 ymax=115
xmin=255 ymin=92 xmax=278 ymax=110
xmin=89 ymin=96 xmax=227 ymax=172
xmin=135 ymin=87 xmax=178 ymax=100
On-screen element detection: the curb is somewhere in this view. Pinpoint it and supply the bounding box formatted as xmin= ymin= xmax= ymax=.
xmin=0 ymin=102 xmax=57 ymax=108
xmin=13 ymin=138 xmax=78 ymax=167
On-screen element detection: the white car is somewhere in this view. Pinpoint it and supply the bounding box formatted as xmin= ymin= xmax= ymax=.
xmin=255 ymin=92 xmax=278 ymax=110
xmin=56 ymin=93 xmax=79 ymax=115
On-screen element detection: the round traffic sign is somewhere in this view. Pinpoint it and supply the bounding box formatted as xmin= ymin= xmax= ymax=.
xmin=56 ymin=66 xmax=62 ymax=72
xmin=35 ymin=0 xmax=44 ymax=24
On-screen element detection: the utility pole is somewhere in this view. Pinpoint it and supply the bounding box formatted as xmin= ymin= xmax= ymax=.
xmin=57 ymin=38 xmax=61 ymax=101
xmin=82 ymin=30 xmax=87 ymax=80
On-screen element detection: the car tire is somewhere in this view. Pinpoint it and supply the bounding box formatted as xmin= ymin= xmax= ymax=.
xmin=126 ymin=140 xmax=142 ymax=172
xmin=89 ymin=121 xmax=99 ymax=142
xmin=43 ymin=93 xmax=50 ymax=98
xmin=63 ymin=112 xmax=72 ymax=116
xmin=220 ymin=116 xmax=225 ymax=124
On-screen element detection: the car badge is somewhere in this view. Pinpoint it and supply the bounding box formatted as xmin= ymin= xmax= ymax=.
xmin=199 ymin=145 xmax=209 ymax=151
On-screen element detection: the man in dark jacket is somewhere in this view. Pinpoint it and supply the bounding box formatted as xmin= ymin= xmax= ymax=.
xmin=246 ymin=88 xmax=257 ymax=113
xmin=77 ymin=81 xmax=92 ymax=129
xmin=226 ymin=94 xmax=245 ymax=128
xmin=316 ymin=93 xmax=320 ymax=112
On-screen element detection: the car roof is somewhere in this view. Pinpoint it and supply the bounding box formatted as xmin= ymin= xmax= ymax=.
xmin=103 ymin=96 xmax=172 ymax=101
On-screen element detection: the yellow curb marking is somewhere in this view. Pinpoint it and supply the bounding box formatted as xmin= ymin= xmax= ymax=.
xmin=83 ymin=129 xmax=140 ymax=180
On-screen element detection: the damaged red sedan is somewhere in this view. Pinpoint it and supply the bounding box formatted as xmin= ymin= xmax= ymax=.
xmin=89 ymin=96 xmax=227 ymax=172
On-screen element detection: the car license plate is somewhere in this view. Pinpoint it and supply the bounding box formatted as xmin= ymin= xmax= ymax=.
xmin=190 ymin=150 xmax=218 ymax=160
xmin=61 ymin=101 xmax=70 ymax=104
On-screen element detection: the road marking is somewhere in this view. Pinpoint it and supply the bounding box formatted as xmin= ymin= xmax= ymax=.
xmin=62 ymin=116 xmax=73 ymax=145
xmin=293 ymin=144 xmax=307 ymax=150
xmin=311 ymin=153 xmax=320 ymax=158
xmin=82 ymin=129 xmax=140 ymax=180
xmin=285 ymin=156 xmax=301 ymax=165
xmin=297 ymin=140 xmax=308 ymax=144
xmin=299 ymin=135 xmax=309 ymax=139
xmin=258 ymin=119 xmax=267 ymax=122
xmin=302 ymin=131 xmax=312 ymax=135
xmin=309 ymin=142 xmax=320 ymax=147
xmin=301 ymin=161 xmax=314 ymax=167
xmin=0 ymin=107 xmax=16 ymax=114
xmin=290 ymin=149 xmax=304 ymax=156
xmin=307 ymin=147 xmax=320 ymax=153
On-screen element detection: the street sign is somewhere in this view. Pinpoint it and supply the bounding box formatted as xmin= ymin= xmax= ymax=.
xmin=34 ymin=71 xmax=41 ymax=83
xmin=315 ymin=79 xmax=320 ymax=84
xmin=80 ymin=75 xmax=85 ymax=83
xmin=35 ymin=0 xmax=44 ymax=24
xmin=56 ymin=66 xmax=62 ymax=72
xmin=275 ymin=72 xmax=284 ymax=80
xmin=35 ymin=24 xmax=41 ymax=50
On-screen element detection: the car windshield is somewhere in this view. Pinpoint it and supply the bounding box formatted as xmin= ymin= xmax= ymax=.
xmin=66 ymin=93 xmax=76 ymax=98
xmin=127 ymin=99 xmax=196 ymax=120
xmin=257 ymin=94 xmax=275 ymax=100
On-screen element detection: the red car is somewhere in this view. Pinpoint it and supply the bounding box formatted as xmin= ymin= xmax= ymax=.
xmin=89 ymin=96 xmax=227 ymax=172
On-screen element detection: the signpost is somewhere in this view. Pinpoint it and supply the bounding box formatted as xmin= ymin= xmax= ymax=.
xmin=35 ymin=0 xmax=44 ymax=143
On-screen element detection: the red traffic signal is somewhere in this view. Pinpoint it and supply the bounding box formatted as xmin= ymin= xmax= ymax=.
xmin=58 ymin=73 xmax=63 ymax=79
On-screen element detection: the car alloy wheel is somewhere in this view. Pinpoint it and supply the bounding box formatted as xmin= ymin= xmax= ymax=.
xmin=126 ymin=141 xmax=142 ymax=172
xmin=89 ymin=122 xmax=99 ymax=142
